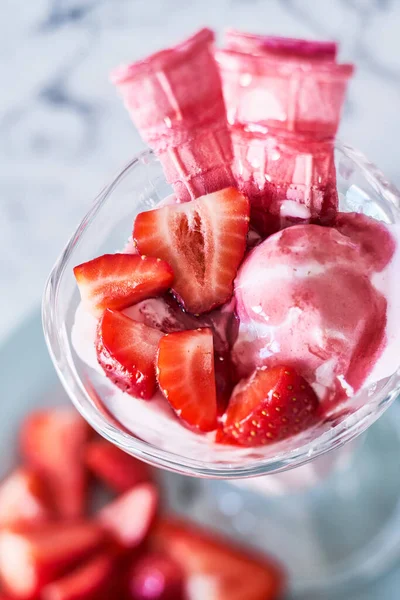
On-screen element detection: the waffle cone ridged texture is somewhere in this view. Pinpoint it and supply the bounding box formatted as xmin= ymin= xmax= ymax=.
xmin=216 ymin=30 xmax=354 ymax=233
xmin=111 ymin=28 xmax=235 ymax=202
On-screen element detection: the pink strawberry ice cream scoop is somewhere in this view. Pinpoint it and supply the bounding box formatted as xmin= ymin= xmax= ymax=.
xmin=111 ymin=28 xmax=235 ymax=202
xmin=232 ymin=214 xmax=400 ymax=405
xmin=224 ymin=29 xmax=338 ymax=60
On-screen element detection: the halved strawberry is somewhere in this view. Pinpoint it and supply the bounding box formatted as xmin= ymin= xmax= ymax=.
xmin=96 ymin=309 xmax=163 ymax=400
xmin=133 ymin=188 xmax=249 ymax=314
xmin=0 ymin=468 xmax=52 ymax=529
xmin=20 ymin=409 xmax=90 ymax=519
xmin=127 ymin=552 xmax=185 ymax=600
xmin=41 ymin=553 xmax=117 ymax=600
xmin=157 ymin=329 xmax=217 ymax=432
xmin=219 ymin=366 xmax=319 ymax=447
xmin=85 ymin=440 xmax=152 ymax=494
xmin=0 ymin=522 xmax=106 ymax=599
xmin=98 ymin=483 xmax=158 ymax=549
xmin=151 ymin=518 xmax=285 ymax=600
xmin=74 ymin=254 xmax=174 ymax=317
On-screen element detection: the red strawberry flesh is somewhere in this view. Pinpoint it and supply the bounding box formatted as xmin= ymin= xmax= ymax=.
xmin=96 ymin=309 xmax=163 ymax=400
xmin=151 ymin=518 xmax=285 ymax=600
xmin=127 ymin=552 xmax=185 ymax=600
xmin=85 ymin=440 xmax=152 ymax=493
xmin=74 ymin=253 xmax=174 ymax=317
xmin=98 ymin=483 xmax=158 ymax=549
xmin=220 ymin=366 xmax=319 ymax=447
xmin=0 ymin=522 xmax=105 ymax=600
xmin=0 ymin=468 xmax=52 ymax=529
xmin=157 ymin=329 xmax=218 ymax=432
xmin=20 ymin=409 xmax=89 ymax=519
xmin=133 ymin=187 xmax=249 ymax=314
xmin=41 ymin=553 xmax=117 ymax=600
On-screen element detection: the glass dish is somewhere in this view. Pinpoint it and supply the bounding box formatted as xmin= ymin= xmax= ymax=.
xmin=42 ymin=142 xmax=400 ymax=480
xmin=43 ymin=142 xmax=400 ymax=596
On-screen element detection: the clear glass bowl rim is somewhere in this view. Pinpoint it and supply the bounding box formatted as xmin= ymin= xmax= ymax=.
xmin=42 ymin=141 xmax=400 ymax=479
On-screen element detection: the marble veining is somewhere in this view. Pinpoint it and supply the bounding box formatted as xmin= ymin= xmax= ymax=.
xmin=1 ymin=0 xmax=400 ymax=343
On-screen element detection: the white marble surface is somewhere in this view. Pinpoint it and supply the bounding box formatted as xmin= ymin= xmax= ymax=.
xmin=1 ymin=0 xmax=400 ymax=344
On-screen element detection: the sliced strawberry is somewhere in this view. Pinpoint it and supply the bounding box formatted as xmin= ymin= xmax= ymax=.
xmin=20 ymin=409 xmax=89 ymax=519
xmin=127 ymin=552 xmax=185 ymax=600
xmin=157 ymin=329 xmax=217 ymax=432
xmin=98 ymin=483 xmax=158 ymax=549
xmin=41 ymin=553 xmax=117 ymax=600
xmin=219 ymin=366 xmax=319 ymax=447
xmin=85 ymin=440 xmax=153 ymax=493
xmin=0 ymin=468 xmax=52 ymax=529
xmin=133 ymin=187 xmax=249 ymax=314
xmin=74 ymin=253 xmax=174 ymax=317
xmin=96 ymin=309 xmax=163 ymax=400
xmin=0 ymin=522 xmax=106 ymax=599
xmin=151 ymin=518 xmax=285 ymax=600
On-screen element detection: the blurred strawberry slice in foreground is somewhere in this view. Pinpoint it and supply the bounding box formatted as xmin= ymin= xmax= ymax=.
xmin=99 ymin=483 xmax=158 ymax=549
xmin=85 ymin=440 xmax=153 ymax=494
xmin=0 ymin=468 xmax=52 ymax=529
xmin=20 ymin=409 xmax=90 ymax=519
xmin=152 ymin=518 xmax=286 ymax=600
xmin=0 ymin=522 xmax=106 ymax=600
xmin=127 ymin=552 xmax=185 ymax=600
xmin=41 ymin=552 xmax=118 ymax=600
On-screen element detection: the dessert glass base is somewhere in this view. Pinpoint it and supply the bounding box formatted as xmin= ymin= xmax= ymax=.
xmin=176 ymin=405 xmax=400 ymax=597
xmin=43 ymin=144 xmax=400 ymax=595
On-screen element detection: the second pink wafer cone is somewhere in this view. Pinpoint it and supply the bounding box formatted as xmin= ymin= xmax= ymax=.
xmin=111 ymin=28 xmax=235 ymax=201
xmin=232 ymin=127 xmax=337 ymax=236
xmin=215 ymin=32 xmax=353 ymax=233
xmin=216 ymin=47 xmax=354 ymax=138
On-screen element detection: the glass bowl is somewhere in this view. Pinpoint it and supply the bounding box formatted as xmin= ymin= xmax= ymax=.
xmin=42 ymin=142 xmax=400 ymax=480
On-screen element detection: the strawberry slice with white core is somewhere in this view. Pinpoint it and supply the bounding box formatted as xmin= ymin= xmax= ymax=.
xmin=157 ymin=329 xmax=217 ymax=432
xmin=41 ymin=553 xmax=117 ymax=600
xmin=96 ymin=309 xmax=163 ymax=400
xmin=151 ymin=518 xmax=286 ymax=600
xmin=20 ymin=409 xmax=89 ymax=519
xmin=74 ymin=253 xmax=174 ymax=317
xmin=133 ymin=187 xmax=249 ymax=314
xmin=0 ymin=468 xmax=52 ymax=529
xmin=98 ymin=483 xmax=158 ymax=549
xmin=0 ymin=522 xmax=106 ymax=600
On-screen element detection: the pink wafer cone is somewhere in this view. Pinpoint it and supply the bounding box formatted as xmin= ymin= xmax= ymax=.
xmin=111 ymin=28 xmax=235 ymax=201
xmin=232 ymin=127 xmax=337 ymax=235
xmin=215 ymin=48 xmax=354 ymax=138
xmin=224 ymin=29 xmax=338 ymax=61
